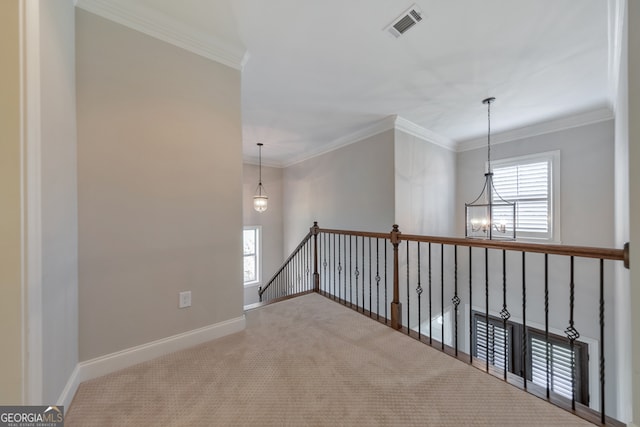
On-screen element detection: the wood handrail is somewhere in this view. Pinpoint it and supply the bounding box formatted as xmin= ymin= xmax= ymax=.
xmin=318 ymin=227 xmax=626 ymax=262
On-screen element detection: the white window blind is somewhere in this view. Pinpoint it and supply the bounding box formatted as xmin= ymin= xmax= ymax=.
xmin=492 ymin=152 xmax=556 ymax=240
xmin=531 ymin=337 xmax=577 ymax=400
xmin=474 ymin=312 xmax=588 ymax=404
xmin=475 ymin=318 xmax=509 ymax=370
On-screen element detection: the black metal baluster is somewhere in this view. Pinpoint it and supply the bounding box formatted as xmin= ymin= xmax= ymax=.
xmin=355 ymin=235 xmax=359 ymax=311
xmin=545 ymin=254 xmax=550 ymax=398
xmin=417 ymin=242 xmax=423 ymax=340
xmin=485 ymin=247 xmax=489 ymax=372
xmin=323 ymin=233 xmax=327 ymax=293
xmin=406 ymin=240 xmax=410 ymax=334
xmin=333 ymin=233 xmax=337 ymax=299
xmin=452 ymin=246 xmax=460 ymax=356
xmin=362 ymin=236 xmax=365 ymax=311
xmin=600 ymin=258 xmax=605 ymax=424
xmin=338 ymin=234 xmax=342 ymax=301
xmin=385 ymin=240 xmax=388 ymax=323
xmin=441 ymin=244 xmax=445 ymax=351
xmin=565 ymin=256 xmax=579 ymax=411
xmin=376 ymin=238 xmax=380 ymax=320
xmin=344 ymin=235 xmax=348 ymax=302
xmin=369 ymin=237 xmax=372 ymax=316
xmin=308 ymin=239 xmax=312 ymax=289
xmin=522 ymin=252 xmax=527 ymax=390
xmin=501 ymin=250 xmax=511 ymax=381
xmin=349 ymin=236 xmax=353 ymax=307
xmin=429 ymin=243 xmax=433 ymax=345
xmin=469 ymin=247 xmax=473 ymax=364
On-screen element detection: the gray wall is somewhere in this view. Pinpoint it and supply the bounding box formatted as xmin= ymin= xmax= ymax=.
xmin=76 ymin=10 xmax=243 ymax=361
xmin=456 ymin=120 xmax=615 ymax=247
xmin=395 ymin=130 xmax=456 ymax=236
xmin=0 ymin=0 xmax=23 ymax=404
xmin=283 ymin=130 xmax=396 ymax=253
xmin=40 ymin=0 xmax=78 ymax=403
xmin=243 ymin=164 xmax=284 ymax=305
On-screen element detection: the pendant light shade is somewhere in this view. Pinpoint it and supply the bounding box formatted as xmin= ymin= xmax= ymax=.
xmin=465 ymin=97 xmax=516 ymax=240
xmin=253 ymin=143 xmax=268 ymax=213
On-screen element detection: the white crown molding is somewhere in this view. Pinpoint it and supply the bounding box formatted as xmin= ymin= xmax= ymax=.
xmin=243 ymin=157 xmax=283 ymax=169
xmin=244 ymin=107 xmax=613 ymax=167
xmin=282 ymin=116 xmax=398 ymax=167
xmin=75 ymin=0 xmax=246 ymax=70
xmin=246 ymin=115 xmax=455 ymax=168
xmin=394 ymin=116 xmax=456 ymax=150
xmin=456 ymin=106 xmax=614 ymax=152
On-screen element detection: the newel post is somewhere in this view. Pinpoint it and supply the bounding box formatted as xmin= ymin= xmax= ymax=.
xmin=311 ymin=221 xmax=320 ymax=292
xmin=390 ymin=224 xmax=402 ymax=330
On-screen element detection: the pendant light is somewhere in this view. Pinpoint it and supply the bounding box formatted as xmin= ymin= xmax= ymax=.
xmin=464 ymin=97 xmax=516 ymax=240
xmin=253 ymin=143 xmax=268 ymax=213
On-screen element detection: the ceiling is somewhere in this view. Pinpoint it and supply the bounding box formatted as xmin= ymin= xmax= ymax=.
xmin=77 ymin=0 xmax=615 ymax=167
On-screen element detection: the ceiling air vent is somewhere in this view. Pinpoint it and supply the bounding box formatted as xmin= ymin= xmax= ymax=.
xmin=386 ymin=4 xmax=423 ymax=38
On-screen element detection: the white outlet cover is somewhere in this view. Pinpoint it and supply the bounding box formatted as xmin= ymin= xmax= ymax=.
xmin=179 ymin=291 xmax=191 ymax=308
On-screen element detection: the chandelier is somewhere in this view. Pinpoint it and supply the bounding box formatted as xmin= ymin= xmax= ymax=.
xmin=465 ymin=97 xmax=516 ymax=240
xmin=253 ymin=143 xmax=268 ymax=213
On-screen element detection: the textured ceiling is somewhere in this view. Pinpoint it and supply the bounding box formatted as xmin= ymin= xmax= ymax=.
xmin=77 ymin=0 xmax=613 ymax=166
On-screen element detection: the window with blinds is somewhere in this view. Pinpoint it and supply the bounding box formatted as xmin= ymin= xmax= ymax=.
xmin=529 ymin=332 xmax=588 ymax=404
xmin=491 ymin=151 xmax=558 ymax=241
xmin=474 ymin=316 xmax=510 ymax=371
xmin=473 ymin=312 xmax=588 ymax=405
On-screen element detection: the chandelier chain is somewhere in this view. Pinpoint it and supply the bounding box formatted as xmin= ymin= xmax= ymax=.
xmin=487 ymin=100 xmax=491 ymax=172
xmin=258 ymin=143 xmax=263 ymax=186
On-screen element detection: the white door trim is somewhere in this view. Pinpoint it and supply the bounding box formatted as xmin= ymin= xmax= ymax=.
xmin=20 ymin=0 xmax=43 ymax=405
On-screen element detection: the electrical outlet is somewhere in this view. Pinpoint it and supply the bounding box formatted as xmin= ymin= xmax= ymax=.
xmin=179 ymin=291 xmax=191 ymax=308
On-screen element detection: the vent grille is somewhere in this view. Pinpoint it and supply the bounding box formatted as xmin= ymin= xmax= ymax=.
xmin=386 ymin=4 xmax=423 ymax=38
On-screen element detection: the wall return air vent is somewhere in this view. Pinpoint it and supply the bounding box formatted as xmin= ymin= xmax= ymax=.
xmin=386 ymin=4 xmax=423 ymax=38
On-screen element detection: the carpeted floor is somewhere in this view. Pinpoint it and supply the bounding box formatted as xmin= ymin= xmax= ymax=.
xmin=66 ymin=293 xmax=591 ymax=426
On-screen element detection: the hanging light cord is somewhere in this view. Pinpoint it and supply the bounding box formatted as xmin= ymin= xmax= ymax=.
xmin=487 ymin=99 xmax=492 ymax=173
xmin=258 ymin=143 xmax=263 ymax=186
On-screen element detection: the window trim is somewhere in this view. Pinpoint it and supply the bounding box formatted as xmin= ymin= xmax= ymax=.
xmin=489 ymin=150 xmax=560 ymax=243
xmin=243 ymin=225 xmax=262 ymax=287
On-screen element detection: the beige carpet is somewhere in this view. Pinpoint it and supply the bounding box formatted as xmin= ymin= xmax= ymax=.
xmin=66 ymin=293 xmax=591 ymax=426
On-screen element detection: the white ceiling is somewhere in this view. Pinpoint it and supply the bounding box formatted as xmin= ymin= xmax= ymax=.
xmin=77 ymin=0 xmax=614 ymax=167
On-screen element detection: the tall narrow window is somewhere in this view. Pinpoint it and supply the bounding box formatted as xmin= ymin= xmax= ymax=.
xmin=491 ymin=151 xmax=559 ymax=241
xmin=243 ymin=226 xmax=261 ymax=286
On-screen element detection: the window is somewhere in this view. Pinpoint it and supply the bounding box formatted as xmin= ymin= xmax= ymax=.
xmin=473 ymin=312 xmax=588 ymax=404
xmin=243 ymin=226 xmax=261 ymax=286
xmin=529 ymin=330 xmax=589 ymax=404
xmin=474 ymin=315 xmax=513 ymax=372
xmin=491 ymin=151 xmax=559 ymax=241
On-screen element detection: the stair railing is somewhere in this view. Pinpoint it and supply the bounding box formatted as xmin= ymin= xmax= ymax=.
xmin=258 ymin=221 xmax=630 ymax=425
xmin=258 ymin=228 xmax=315 ymax=303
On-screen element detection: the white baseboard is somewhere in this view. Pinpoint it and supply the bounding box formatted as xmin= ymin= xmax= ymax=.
xmin=57 ymin=364 xmax=81 ymax=408
xmin=56 ymin=315 xmax=245 ymax=408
